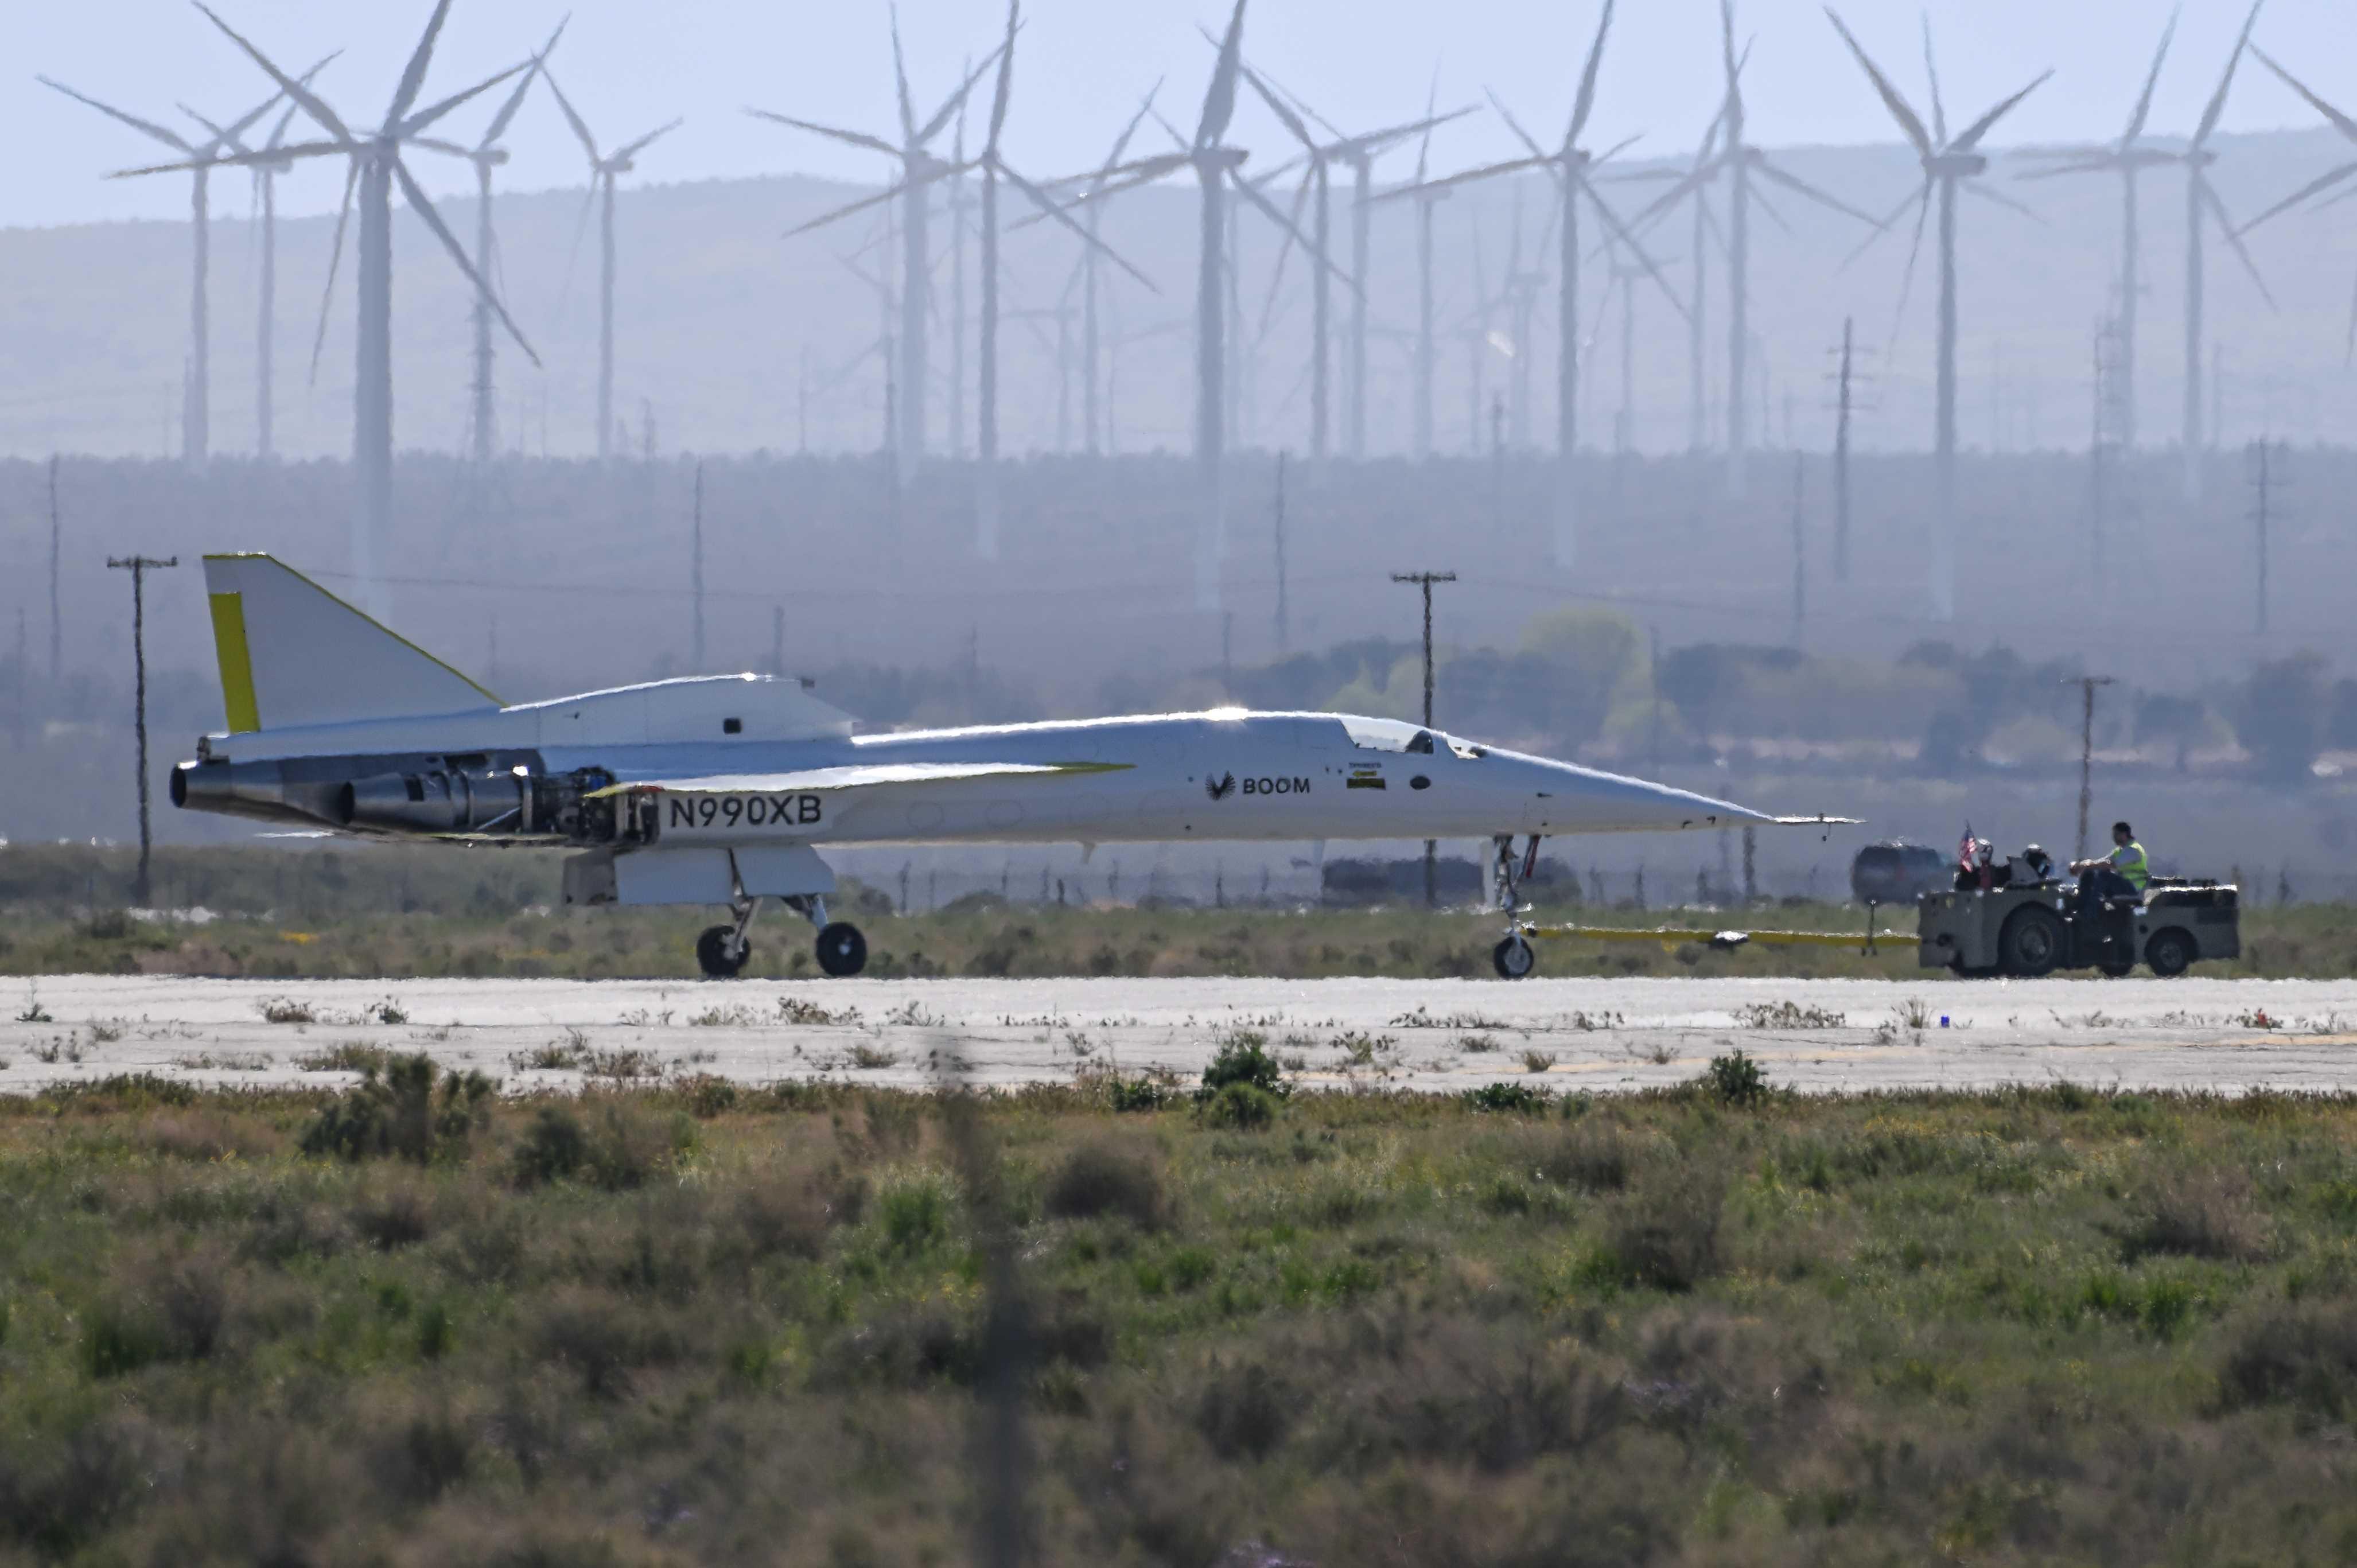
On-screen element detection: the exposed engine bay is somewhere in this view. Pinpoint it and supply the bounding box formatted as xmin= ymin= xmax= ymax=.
xmin=172 ymin=751 xmax=648 ymax=847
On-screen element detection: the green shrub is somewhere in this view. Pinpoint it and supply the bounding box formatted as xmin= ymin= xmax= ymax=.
xmin=1044 ymin=1141 xmax=1169 ymax=1230
xmin=508 ymin=1102 xmax=688 ymax=1192
xmin=2218 ymin=1304 xmax=2357 ymax=1420
xmin=1110 ymin=1077 xmax=1176 ymax=1113
xmin=1601 ymin=1167 xmax=1728 ymax=1291
xmin=879 ymin=1174 xmax=954 ymax=1253
xmin=1703 ymin=1049 xmax=1768 ymax=1107
xmin=300 ymin=1055 xmax=495 ymax=1165
xmin=1464 ymin=1081 xmax=1553 ymax=1115
xmin=2121 ymin=1169 xmax=2272 ymax=1263
xmin=1200 ymin=1081 xmax=1278 ymax=1131
xmin=1199 ymin=1032 xmax=1288 ymax=1100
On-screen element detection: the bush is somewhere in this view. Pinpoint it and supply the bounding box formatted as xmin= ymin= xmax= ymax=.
xmin=1601 ymin=1167 xmax=1727 ymax=1291
xmin=2122 ymin=1169 xmax=2272 ymax=1263
xmin=1538 ymin=1123 xmax=1634 ymax=1192
xmin=300 ymin=1055 xmax=495 ymax=1165
xmin=1703 ymin=1049 xmax=1768 ymax=1107
xmin=1194 ymin=1359 xmax=1295 ymax=1460
xmin=1464 ymin=1081 xmax=1552 ymax=1115
xmin=1200 ymin=1082 xmax=1278 ymax=1131
xmin=879 ymin=1173 xmax=954 ymax=1253
xmin=1199 ymin=1032 xmax=1288 ymax=1100
xmin=1044 ymin=1141 xmax=1169 ymax=1230
xmin=1110 ymin=1077 xmax=1176 ymax=1113
xmin=2218 ymin=1304 xmax=2357 ymax=1421
xmin=509 ymin=1102 xmax=688 ymax=1192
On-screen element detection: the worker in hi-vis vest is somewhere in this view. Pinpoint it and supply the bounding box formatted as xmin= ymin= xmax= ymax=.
xmin=2071 ymin=820 xmax=2149 ymax=918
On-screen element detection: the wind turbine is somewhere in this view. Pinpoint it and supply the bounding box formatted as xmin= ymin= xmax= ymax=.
xmin=2011 ymin=13 xmax=2185 ymax=454
xmin=1825 ymin=9 xmax=2049 ymax=621
xmin=143 ymin=1 xmax=542 ymax=618
xmin=1050 ymin=0 xmax=1337 ymax=606
xmin=180 ymin=58 xmax=339 ymax=462
xmin=446 ymin=21 xmax=562 ymax=463
xmin=40 ymin=73 xmax=290 ymax=464
xmin=2239 ymin=40 xmax=2357 ymax=355
xmin=1627 ymin=4 xmax=1878 ymax=494
xmin=1243 ymin=65 xmax=1467 ymax=462
xmin=1074 ymin=87 xmax=1164 ymax=456
xmin=749 ymin=18 xmax=1004 ymax=469
xmin=1378 ymin=2 xmax=1682 ymax=565
xmin=544 ymin=71 xmax=680 ymax=462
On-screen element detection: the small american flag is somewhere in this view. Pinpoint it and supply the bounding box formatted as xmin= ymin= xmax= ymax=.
xmin=1958 ymin=824 xmax=1976 ymax=871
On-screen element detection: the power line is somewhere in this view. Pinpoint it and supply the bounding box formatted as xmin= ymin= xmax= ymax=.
xmin=106 ymin=554 xmax=177 ymax=907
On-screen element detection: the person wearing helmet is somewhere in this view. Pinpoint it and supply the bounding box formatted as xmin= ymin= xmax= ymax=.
xmin=1954 ymin=838 xmax=1997 ymax=892
xmin=2071 ymin=821 xmax=2149 ymax=918
xmin=2019 ymin=845 xmax=2055 ymax=884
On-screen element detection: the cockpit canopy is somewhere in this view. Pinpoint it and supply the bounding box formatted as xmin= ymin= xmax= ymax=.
xmin=1337 ymin=715 xmax=1488 ymax=759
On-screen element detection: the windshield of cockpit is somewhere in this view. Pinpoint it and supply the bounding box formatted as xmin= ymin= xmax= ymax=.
xmin=1339 ymin=717 xmax=1487 ymax=758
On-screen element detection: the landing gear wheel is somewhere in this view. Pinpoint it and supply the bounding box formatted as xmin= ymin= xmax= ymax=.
xmin=815 ymin=921 xmax=868 ymax=978
xmin=1492 ymin=935 xmax=1537 ymax=981
xmin=697 ymin=925 xmax=749 ymax=979
xmin=2145 ymin=928 xmax=2194 ymax=979
xmin=1997 ymin=905 xmax=2066 ymax=979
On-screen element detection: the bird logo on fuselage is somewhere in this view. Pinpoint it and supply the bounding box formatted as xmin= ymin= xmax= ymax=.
xmin=1205 ymin=771 xmax=1237 ymax=801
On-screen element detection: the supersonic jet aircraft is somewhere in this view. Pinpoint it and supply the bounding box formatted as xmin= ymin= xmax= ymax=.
xmin=174 ymin=555 xmax=1852 ymax=979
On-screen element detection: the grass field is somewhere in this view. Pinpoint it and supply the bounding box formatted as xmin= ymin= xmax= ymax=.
xmin=3 ymin=1061 xmax=2356 ymax=1564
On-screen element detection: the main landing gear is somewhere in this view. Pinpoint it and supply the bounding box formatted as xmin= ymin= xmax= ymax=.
xmin=695 ymin=894 xmax=869 ymax=979
xmin=1491 ymin=833 xmax=1542 ymax=981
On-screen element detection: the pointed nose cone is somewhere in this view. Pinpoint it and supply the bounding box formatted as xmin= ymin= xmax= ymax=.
xmin=1516 ymin=752 xmax=1790 ymax=835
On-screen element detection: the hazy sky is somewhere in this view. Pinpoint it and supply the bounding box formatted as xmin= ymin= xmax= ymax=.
xmin=9 ymin=0 xmax=2353 ymax=229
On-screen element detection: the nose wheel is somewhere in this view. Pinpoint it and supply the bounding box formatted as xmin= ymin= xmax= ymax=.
xmin=1493 ymin=932 xmax=1537 ymax=980
xmin=815 ymin=921 xmax=868 ymax=978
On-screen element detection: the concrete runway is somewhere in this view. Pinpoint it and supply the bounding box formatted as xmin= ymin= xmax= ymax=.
xmin=5 ymin=974 xmax=2357 ymax=1096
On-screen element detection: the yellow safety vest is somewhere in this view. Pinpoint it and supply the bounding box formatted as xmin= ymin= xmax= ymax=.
xmin=2111 ymin=841 xmax=2150 ymax=891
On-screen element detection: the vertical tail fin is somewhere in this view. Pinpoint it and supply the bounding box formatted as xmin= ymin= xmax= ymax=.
xmin=202 ymin=554 xmax=499 ymax=733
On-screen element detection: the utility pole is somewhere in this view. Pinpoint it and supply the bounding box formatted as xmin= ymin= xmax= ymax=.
xmin=1392 ymin=570 xmax=1457 ymax=909
xmin=1789 ymin=453 xmax=1806 ymax=647
xmin=107 ymin=555 xmax=178 ymax=907
xmin=2249 ymin=438 xmax=2287 ymax=639
xmin=1273 ymin=453 xmax=1290 ymax=655
xmin=47 ymin=455 xmax=62 ymax=683
xmin=1832 ymin=320 xmax=1854 ymax=583
xmin=2066 ymin=675 xmax=2116 ymax=863
xmin=690 ymin=460 xmax=706 ymax=672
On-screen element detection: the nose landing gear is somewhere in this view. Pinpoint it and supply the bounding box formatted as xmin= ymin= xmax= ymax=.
xmin=1490 ymin=833 xmax=1543 ymax=981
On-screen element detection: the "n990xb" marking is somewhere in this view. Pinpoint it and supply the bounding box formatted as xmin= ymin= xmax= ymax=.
xmin=669 ymin=794 xmax=822 ymax=830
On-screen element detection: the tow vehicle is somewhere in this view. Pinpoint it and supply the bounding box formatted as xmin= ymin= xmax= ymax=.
xmin=1916 ymin=872 xmax=2239 ymax=978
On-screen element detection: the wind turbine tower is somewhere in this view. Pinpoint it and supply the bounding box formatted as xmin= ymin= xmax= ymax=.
xmin=546 ymin=71 xmax=680 ymax=462
xmin=454 ymin=23 xmax=561 ymax=462
xmin=1827 ymin=9 xmax=2049 ymax=621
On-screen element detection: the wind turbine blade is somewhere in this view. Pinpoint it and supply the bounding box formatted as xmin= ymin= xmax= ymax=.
xmin=394 ymin=156 xmax=539 ymax=366
xmin=400 ymin=59 xmax=530 ymax=139
xmin=2193 ymin=1 xmax=2264 ymax=150
xmin=1568 ymin=0 xmax=1617 ymax=146
xmin=1752 ymin=155 xmax=1884 ymax=225
xmin=1962 ymin=179 xmax=2045 ymax=224
xmin=986 ymin=0 xmax=1017 ymax=154
xmin=1823 ymin=10 xmax=1934 ymax=162
xmin=916 ymin=41 xmax=1006 ymax=146
xmin=1590 ymin=131 xmax=1643 ymax=171
xmin=791 ymin=162 xmax=965 ymax=238
xmin=745 ymin=108 xmax=898 ymax=161
xmin=108 ymin=141 xmax=348 ymax=178
xmin=1885 ymin=184 xmax=1932 ymax=324
xmin=889 ymin=2 xmax=919 ymax=144
xmin=265 ymin=101 xmax=301 ymax=154
xmin=408 ymin=136 xmax=474 ymax=159
xmin=1718 ymin=0 xmax=1741 ymax=113
xmin=1230 ymin=166 xmax=1362 ymax=296
xmin=2122 ymin=7 xmax=2180 ymax=147
xmin=2014 ymin=158 xmax=2115 ymax=182
xmin=1000 ymin=159 xmax=1161 ymax=293
xmin=308 ymin=157 xmax=359 ymax=386
xmin=1487 ymin=88 xmax=1551 ymax=165
xmin=1415 ymin=64 xmax=1441 ymax=182
xmin=1749 ymin=182 xmax=1795 ymax=236
xmin=1255 ymin=166 xmax=1316 ymax=341
xmin=1244 ymin=64 xmax=1319 ymax=154
xmin=1014 ymin=151 xmax=1192 ymax=225
xmin=1919 ymin=15 xmax=1949 ymax=147
xmin=612 ymin=119 xmax=683 ymax=164
xmin=2236 ymin=158 xmax=2357 ymax=234
xmin=195 ymin=3 xmax=353 ymax=143
xmin=1583 ymin=181 xmax=1688 ymax=323
xmin=1196 ymin=0 xmax=1248 ymax=150
xmin=384 ymin=0 xmax=455 ymax=128
xmin=482 ymin=21 xmax=562 ymax=149
xmin=1623 ymin=155 xmax=1721 ymax=229
xmin=1950 ymin=72 xmax=2053 ymax=154
xmin=1094 ymin=80 xmax=1164 ymax=185
xmin=1333 ymin=107 xmax=1477 ymax=163
xmin=2197 ymin=174 xmax=2277 ymax=311
xmin=2251 ymin=47 xmax=2357 ymax=146
xmin=1368 ymin=154 xmax=1548 ymax=206
xmin=37 ymin=77 xmax=195 ymax=151
xmin=2011 ymin=142 xmax=2113 ymax=159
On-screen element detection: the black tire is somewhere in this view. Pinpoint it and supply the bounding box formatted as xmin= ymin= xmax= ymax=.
xmin=1492 ymin=936 xmax=1536 ymax=981
xmin=1997 ymin=905 xmax=2066 ymax=979
xmin=697 ymin=924 xmax=749 ymax=979
xmin=2145 ymin=928 xmax=2195 ymax=979
xmin=815 ymin=921 xmax=868 ymax=978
